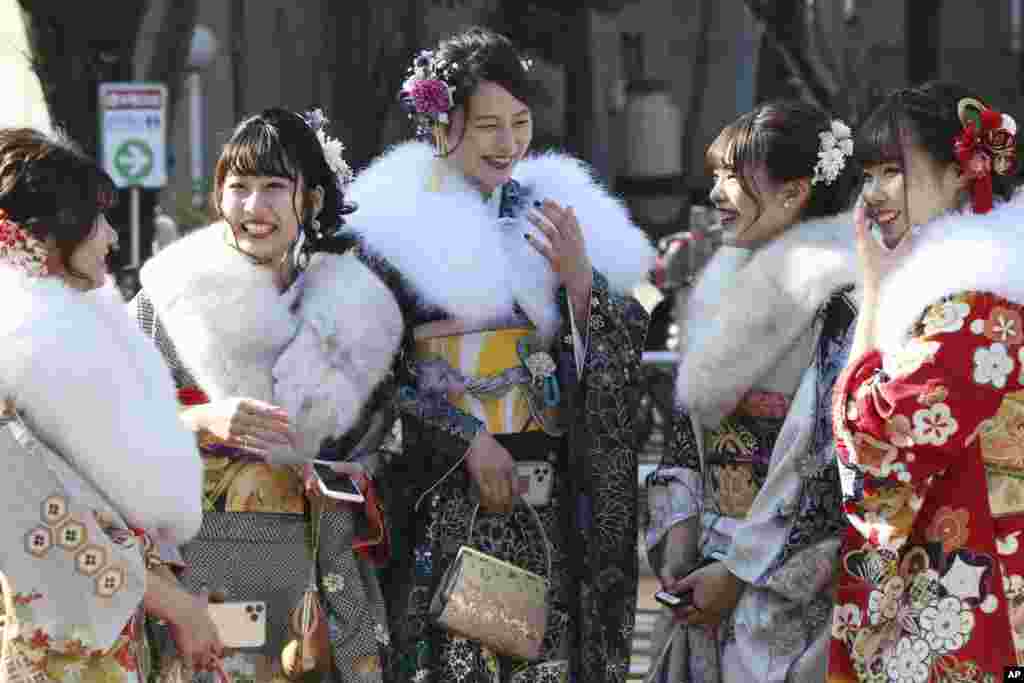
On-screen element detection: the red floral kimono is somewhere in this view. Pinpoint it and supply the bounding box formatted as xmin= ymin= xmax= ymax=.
xmin=829 ymin=289 xmax=1024 ymax=683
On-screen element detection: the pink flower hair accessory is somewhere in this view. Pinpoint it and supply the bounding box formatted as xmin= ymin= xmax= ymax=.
xmin=410 ymin=79 xmax=455 ymax=119
xmin=0 ymin=209 xmax=49 ymax=277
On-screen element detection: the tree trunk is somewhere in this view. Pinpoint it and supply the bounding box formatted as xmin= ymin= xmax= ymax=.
xmin=17 ymin=0 xmax=148 ymax=156
xmin=330 ymin=0 xmax=423 ymax=172
xmin=906 ymin=0 xmax=941 ymax=83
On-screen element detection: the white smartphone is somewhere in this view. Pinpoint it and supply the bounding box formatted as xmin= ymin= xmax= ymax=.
xmin=207 ymin=601 xmax=267 ymax=648
xmin=312 ymin=462 xmax=365 ymax=503
xmin=515 ymin=461 xmax=554 ymax=507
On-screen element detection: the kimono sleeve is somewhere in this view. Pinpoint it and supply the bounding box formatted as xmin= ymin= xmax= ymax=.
xmin=833 ymin=295 xmax=1016 ymax=553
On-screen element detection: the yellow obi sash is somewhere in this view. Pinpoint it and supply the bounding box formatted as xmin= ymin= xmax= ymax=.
xmin=413 ymin=327 xmax=549 ymax=435
xmin=200 ymin=454 xmax=305 ymax=514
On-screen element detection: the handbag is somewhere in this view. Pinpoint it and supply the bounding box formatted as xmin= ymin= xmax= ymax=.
xmin=429 ymin=498 xmax=551 ymax=661
xmin=281 ymin=500 xmax=331 ymax=681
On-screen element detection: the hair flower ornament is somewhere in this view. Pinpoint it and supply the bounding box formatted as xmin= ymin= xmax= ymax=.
xmin=812 ymin=119 xmax=854 ymax=186
xmin=400 ymin=50 xmax=459 ymax=138
xmin=954 ymin=97 xmax=1018 ymax=214
xmin=0 ymin=209 xmax=48 ymax=277
xmin=303 ymin=108 xmax=354 ymax=190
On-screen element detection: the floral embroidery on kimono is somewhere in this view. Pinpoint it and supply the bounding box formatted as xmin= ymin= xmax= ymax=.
xmin=830 ymin=292 xmax=1024 ymax=682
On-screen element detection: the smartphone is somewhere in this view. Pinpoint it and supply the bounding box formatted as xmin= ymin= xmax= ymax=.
xmin=312 ymin=463 xmax=365 ymax=503
xmin=207 ymin=602 xmax=267 ymax=648
xmin=654 ymin=589 xmax=694 ymax=609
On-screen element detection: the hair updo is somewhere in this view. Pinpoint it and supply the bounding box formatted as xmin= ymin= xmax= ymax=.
xmin=0 ymin=128 xmax=115 ymax=280
xmin=706 ymin=99 xmax=858 ymax=220
xmin=213 ymin=108 xmax=355 ymax=253
xmin=432 ymin=27 xmax=540 ymax=117
xmin=855 ymin=81 xmax=1021 ymax=203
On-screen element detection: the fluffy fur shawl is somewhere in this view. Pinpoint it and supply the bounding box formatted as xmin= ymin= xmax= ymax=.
xmin=347 ymin=141 xmax=654 ymax=335
xmin=875 ymin=201 xmax=1024 ymax=353
xmin=139 ymin=225 xmax=403 ymax=458
xmin=677 ymin=212 xmax=859 ymax=427
xmin=0 ymin=268 xmax=203 ymax=545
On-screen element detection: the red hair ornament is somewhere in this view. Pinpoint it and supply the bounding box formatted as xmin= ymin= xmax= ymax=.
xmin=954 ymin=98 xmax=1018 ymax=214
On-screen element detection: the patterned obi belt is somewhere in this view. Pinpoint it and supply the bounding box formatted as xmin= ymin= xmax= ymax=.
xmin=702 ymin=389 xmax=791 ymax=521
xmin=412 ymin=326 xmax=562 ymax=436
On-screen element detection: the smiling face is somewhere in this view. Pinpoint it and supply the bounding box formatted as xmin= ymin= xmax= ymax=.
xmin=861 ymin=140 xmax=964 ymax=249
xmin=220 ymin=174 xmax=315 ymax=264
xmin=709 ymin=164 xmax=807 ymax=247
xmin=61 ymin=214 xmax=117 ymax=290
xmin=447 ymin=81 xmax=533 ymax=195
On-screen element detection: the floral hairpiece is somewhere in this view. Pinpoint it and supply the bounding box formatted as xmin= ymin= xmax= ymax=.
xmin=303 ymin=108 xmax=354 ymax=190
xmin=0 ymin=209 xmax=48 ymax=277
xmin=812 ymin=119 xmax=854 ymax=186
xmin=954 ymin=98 xmax=1018 ymax=214
xmin=398 ymin=48 xmax=534 ymax=139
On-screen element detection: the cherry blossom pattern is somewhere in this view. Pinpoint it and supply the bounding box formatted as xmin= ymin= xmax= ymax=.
xmin=886 ymin=637 xmax=931 ymax=683
xmin=973 ymin=342 xmax=1014 ymax=388
xmin=919 ymin=597 xmax=975 ymax=653
xmin=985 ymin=307 xmax=1024 ymax=345
xmin=926 ymin=506 xmax=970 ymax=554
xmin=922 ymin=301 xmax=972 ymax=336
xmin=912 ymin=403 xmax=959 ymax=446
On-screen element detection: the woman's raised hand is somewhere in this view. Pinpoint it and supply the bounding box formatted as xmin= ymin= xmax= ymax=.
xmin=525 ymin=199 xmax=593 ymax=299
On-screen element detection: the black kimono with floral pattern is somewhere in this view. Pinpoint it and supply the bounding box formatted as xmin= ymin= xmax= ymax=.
xmin=358 ymin=181 xmax=649 ymax=683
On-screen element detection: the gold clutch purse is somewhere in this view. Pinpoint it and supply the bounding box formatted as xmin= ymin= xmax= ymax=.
xmin=429 ymin=499 xmax=551 ymax=661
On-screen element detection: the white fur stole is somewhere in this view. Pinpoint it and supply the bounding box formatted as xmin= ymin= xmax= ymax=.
xmin=139 ymin=225 xmax=403 ymax=458
xmin=0 ymin=267 xmax=203 ymax=544
xmin=676 ymin=212 xmax=858 ymax=427
xmin=348 ymin=141 xmax=654 ymax=336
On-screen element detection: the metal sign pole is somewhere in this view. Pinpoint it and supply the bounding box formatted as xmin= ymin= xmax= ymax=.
xmin=130 ymin=187 xmax=141 ymax=267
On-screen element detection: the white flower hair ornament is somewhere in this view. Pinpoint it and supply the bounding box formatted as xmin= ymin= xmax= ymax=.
xmin=812 ymin=119 xmax=854 ymax=186
xmin=304 ymin=108 xmax=354 ymax=191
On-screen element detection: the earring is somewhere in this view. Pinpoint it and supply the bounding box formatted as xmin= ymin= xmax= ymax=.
xmin=783 ymin=200 xmax=793 ymax=209
xmin=311 ymin=217 xmax=321 ymax=239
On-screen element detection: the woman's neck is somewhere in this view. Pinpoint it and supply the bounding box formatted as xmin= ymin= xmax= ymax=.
xmin=221 ymin=223 xmax=293 ymax=293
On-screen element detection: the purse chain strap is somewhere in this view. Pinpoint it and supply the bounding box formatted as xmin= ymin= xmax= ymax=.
xmin=466 ymin=497 xmax=553 ymax=584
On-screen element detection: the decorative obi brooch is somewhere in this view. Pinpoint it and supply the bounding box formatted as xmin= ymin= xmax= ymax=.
xmin=517 ymin=337 xmax=559 ymax=409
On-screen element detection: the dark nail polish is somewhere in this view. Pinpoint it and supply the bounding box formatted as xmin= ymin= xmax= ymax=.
xmin=533 ymin=200 xmax=542 ymax=208
xmin=523 ymin=233 xmax=531 ymax=240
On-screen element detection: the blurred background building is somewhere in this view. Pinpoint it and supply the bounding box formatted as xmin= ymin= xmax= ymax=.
xmin=4 ymin=0 xmax=1024 ymax=251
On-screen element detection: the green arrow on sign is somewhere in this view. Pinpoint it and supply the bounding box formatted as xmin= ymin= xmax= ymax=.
xmin=113 ymin=139 xmax=154 ymax=182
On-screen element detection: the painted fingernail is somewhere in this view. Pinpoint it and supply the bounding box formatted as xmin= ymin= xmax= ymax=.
xmin=523 ymin=233 xmax=531 ymax=240
xmin=533 ymin=200 xmax=542 ymax=207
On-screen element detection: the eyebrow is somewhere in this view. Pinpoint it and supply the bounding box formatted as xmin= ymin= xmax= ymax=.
xmin=473 ymin=110 xmax=531 ymax=122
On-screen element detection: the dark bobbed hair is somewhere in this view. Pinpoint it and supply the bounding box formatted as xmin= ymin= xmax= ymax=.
xmin=705 ymin=99 xmax=858 ymax=220
xmin=436 ymin=27 xmax=540 ymax=113
xmin=0 ymin=128 xmax=115 ymax=280
xmin=213 ymin=108 xmax=355 ymax=254
xmin=855 ymin=81 xmax=1020 ymax=203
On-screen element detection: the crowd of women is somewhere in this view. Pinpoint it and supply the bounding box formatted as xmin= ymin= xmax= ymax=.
xmin=2 ymin=21 xmax=1024 ymax=683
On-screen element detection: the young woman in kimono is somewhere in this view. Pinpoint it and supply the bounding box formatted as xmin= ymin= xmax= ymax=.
xmin=347 ymin=27 xmax=653 ymax=683
xmin=132 ymin=109 xmax=403 ymax=682
xmin=644 ymin=100 xmax=861 ymax=682
xmin=0 ymin=128 xmax=213 ymax=682
xmin=828 ymin=82 xmax=1024 ymax=681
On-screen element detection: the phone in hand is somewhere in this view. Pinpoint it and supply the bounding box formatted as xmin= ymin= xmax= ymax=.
xmin=312 ymin=463 xmax=365 ymax=503
xmin=207 ymin=602 xmax=267 ymax=648
xmin=654 ymin=589 xmax=694 ymax=609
